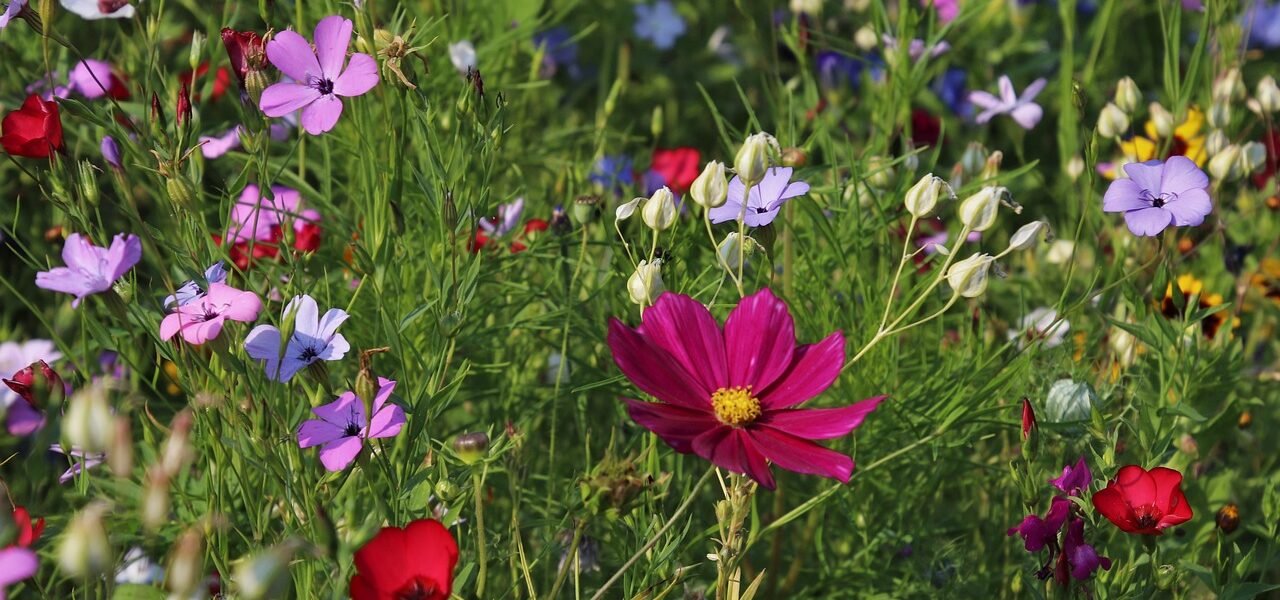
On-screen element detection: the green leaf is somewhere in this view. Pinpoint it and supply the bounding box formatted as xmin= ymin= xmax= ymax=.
xmin=111 ymin=584 xmax=166 ymax=600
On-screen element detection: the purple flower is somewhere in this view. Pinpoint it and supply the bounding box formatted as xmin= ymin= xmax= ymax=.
xmin=1244 ymin=2 xmax=1280 ymax=49
xmin=816 ymin=51 xmax=863 ymax=92
xmin=881 ymin=34 xmax=951 ymax=61
xmin=100 ymin=135 xmax=121 ymax=168
xmin=297 ymin=377 xmax=405 ymax=471
xmin=933 ymin=67 xmax=970 ymax=116
xmin=590 ymin=154 xmax=633 ymax=194
xmin=199 ymin=126 xmax=243 ymax=159
xmin=1102 ymin=156 xmax=1212 ymax=237
xmin=226 ymin=184 xmax=318 ymax=244
xmin=1007 ymin=496 xmax=1070 ymax=552
xmin=50 ymin=444 xmax=105 ymax=484
xmin=479 ymin=197 xmax=524 ymax=236
xmin=633 ymin=0 xmax=686 ymax=50
xmin=1061 ymin=518 xmax=1111 ymax=581
xmin=164 ymin=261 xmax=228 ymax=310
xmin=259 ymin=15 xmax=379 ymax=135
xmin=533 ymin=26 xmax=581 ymax=79
xmin=969 ymin=75 xmax=1047 ymax=129
xmin=35 ymin=233 xmax=142 ymax=308
xmin=1049 ymin=456 xmax=1092 ymax=496
xmin=0 ymin=547 xmax=38 ymax=597
xmin=709 ymin=167 xmax=810 ymax=227
xmin=0 ymin=0 xmax=27 ymax=29
xmin=67 ymin=59 xmax=123 ymax=99
xmin=244 ymin=294 xmax=350 ymax=382
xmin=160 ymin=283 xmax=263 ymax=346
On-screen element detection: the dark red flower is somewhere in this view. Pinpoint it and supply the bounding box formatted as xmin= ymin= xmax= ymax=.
xmin=1020 ymin=398 xmax=1036 ymax=440
xmin=911 ymin=109 xmax=942 ymax=149
xmin=12 ymin=506 xmax=45 ymax=547
xmin=221 ymin=29 xmax=268 ymax=86
xmin=1 ymin=94 xmax=63 ymax=159
xmin=213 ymin=231 xmax=281 ymax=271
xmin=294 ymin=222 xmax=322 ymax=253
xmin=176 ymin=83 xmax=193 ymax=127
xmin=3 ymin=360 xmax=64 ymax=436
xmin=649 ymin=147 xmax=702 ymax=195
xmin=1252 ymin=130 xmax=1280 ymax=189
xmin=1092 ymin=465 xmax=1193 ymax=535
xmin=350 ymin=519 xmax=458 ymax=600
xmin=179 ymin=62 xmax=232 ymax=102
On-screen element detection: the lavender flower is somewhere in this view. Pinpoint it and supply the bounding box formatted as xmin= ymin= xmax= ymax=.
xmin=633 ymin=0 xmax=686 ymax=50
xmin=164 ymin=261 xmax=228 ymax=310
xmin=479 ymin=198 xmax=525 ymax=236
xmin=67 ymin=59 xmax=121 ymax=99
xmin=0 ymin=0 xmax=27 ymax=29
xmin=969 ymin=75 xmax=1047 ymax=129
xmin=59 ymin=0 xmax=133 ymax=20
xmin=259 ymin=15 xmax=379 ymax=135
xmin=709 ymin=167 xmax=810 ymax=227
xmin=35 ymin=233 xmax=142 ymax=308
xmin=296 ymin=377 xmax=405 ymax=471
xmin=1102 ymin=156 xmax=1212 ymax=237
xmin=50 ymin=444 xmax=106 ymax=484
xmin=1244 ymin=2 xmax=1280 ymax=49
xmin=244 ymin=294 xmax=350 ymax=382
xmin=533 ymin=27 xmax=581 ymax=79
xmin=881 ymin=34 xmax=951 ymax=62
xmin=100 ymin=136 xmax=122 ymax=169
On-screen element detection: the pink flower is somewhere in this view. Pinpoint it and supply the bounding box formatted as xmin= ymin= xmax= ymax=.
xmin=0 ymin=547 xmax=38 ymax=600
xmin=160 ymin=283 xmax=263 ymax=345
xmin=35 ymin=233 xmax=141 ymax=308
xmin=226 ymin=184 xmax=320 ymax=244
xmin=607 ymin=288 xmax=885 ymax=489
xmin=923 ymin=0 xmax=959 ymax=23
xmin=259 ymin=15 xmax=379 ymax=135
xmin=297 ymin=378 xmax=405 ymax=471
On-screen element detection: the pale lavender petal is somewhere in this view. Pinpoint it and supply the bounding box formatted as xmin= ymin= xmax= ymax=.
xmin=6 ymin=400 xmax=45 ymax=436
xmin=0 ymin=547 xmax=38 ymax=587
xmin=1121 ymin=160 xmax=1165 ymax=193
xmin=975 ymin=107 xmax=1002 ymax=124
xmin=998 ymin=75 xmax=1017 ymax=104
xmin=1164 ymin=188 xmax=1212 ymax=226
xmin=300 ymin=94 xmax=343 ymax=135
xmin=200 ymin=127 xmax=243 ymax=159
xmin=318 ymin=436 xmax=363 ymax=471
xmin=1123 ymin=206 xmax=1173 ymax=237
xmin=1102 ymin=179 xmax=1150 ymax=213
xmin=60 ymin=233 xmax=99 ymax=270
xmin=312 ymin=15 xmax=353 ymax=80
xmin=1020 ymin=78 xmax=1048 ymax=102
xmin=333 ymin=53 xmax=379 ymax=97
xmin=968 ymin=90 xmax=1002 ymax=111
xmin=316 ymin=308 xmax=349 ymax=339
xmin=35 ymin=268 xmax=91 ymax=297
xmin=288 ymin=295 xmax=321 ymax=338
xmin=315 ymin=333 xmax=349 ymax=361
xmin=260 ymin=83 xmax=320 ymax=118
xmin=1159 ymin=155 xmax=1210 ymax=195
xmin=274 ymin=352 xmax=309 ymax=383
xmin=1010 ymin=102 xmax=1043 ymax=129
xmin=243 ymin=325 xmax=283 ymax=377
xmin=266 ymin=30 xmax=322 ymax=82
xmin=105 ymin=234 xmax=141 ymax=281
xmin=708 ymin=198 xmax=747 ymax=224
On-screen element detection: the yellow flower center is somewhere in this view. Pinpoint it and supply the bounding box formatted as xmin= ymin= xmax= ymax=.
xmin=711 ymin=386 xmax=762 ymax=427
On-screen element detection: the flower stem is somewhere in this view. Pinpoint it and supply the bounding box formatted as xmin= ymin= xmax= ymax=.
xmin=472 ymin=467 xmax=489 ymax=598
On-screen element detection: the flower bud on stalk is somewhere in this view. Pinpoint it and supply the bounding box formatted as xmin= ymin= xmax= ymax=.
xmin=690 ymin=161 xmax=728 ymax=209
xmin=946 ymin=253 xmax=995 ymax=298
xmin=980 ymin=150 xmax=1003 ymax=181
xmin=961 ymin=143 xmax=987 ymax=175
xmin=572 ymin=194 xmax=600 ymax=224
xmin=1213 ymin=68 xmax=1245 ymax=102
xmin=734 ymin=132 xmax=779 ymax=188
xmin=58 ymin=502 xmax=112 ymax=578
xmin=1205 ymin=129 xmax=1229 ymax=157
xmin=1097 ymin=103 xmax=1129 ymax=139
xmin=958 ymin=186 xmax=1003 ymax=232
xmin=141 ymin=466 xmax=171 ymax=531
xmin=1208 ymin=145 xmax=1242 ymax=181
xmin=1149 ymin=102 xmax=1175 ymax=138
xmin=1257 ymin=76 xmax=1280 ymax=113
xmin=453 ymin=432 xmax=490 ymax=465
xmin=109 ymin=416 xmax=133 ymax=476
xmin=1114 ymin=77 xmax=1141 ymax=113
xmin=234 ymin=543 xmax=296 ymax=600
xmin=176 ymin=83 xmax=193 ymax=130
xmin=63 ymin=382 xmax=115 ymax=453
xmin=1240 ymin=141 xmax=1266 ymax=176
xmin=718 ymin=232 xmax=761 ymax=270
xmin=1006 ymin=221 xmax=1048 ymax=252
xmin=627 ymin=259 xmax=664 ymax=306
xmin=641 ymin=187 xmax=677 ymax=231
xmin=167 ymin=527 xmax=205 ymax=597
xmin=160 ymin=409 xmax=195 ymax=477
xmin=1208 ymin=102 xmax=1230 ymax=128
xmin=903 ymin=174 xmax=951 ymax=218
xmin=865 ymin=156 xmax=894 ymax=189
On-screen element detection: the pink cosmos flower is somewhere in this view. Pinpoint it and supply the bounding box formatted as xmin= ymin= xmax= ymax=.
xmin=35 ymin=233 xmax=141 ymax=308
xmin=160 ymin=283 xmax=263 ymax=345
xmin=297 ymin=377 xmax=405 ymax=471
xmin=259 ymin=15 xmax=379 ymax=135
xmin=0 ymin=547 xmax=38 ymax=600
xmin=607 ymin=288 xmax=885 ymax=489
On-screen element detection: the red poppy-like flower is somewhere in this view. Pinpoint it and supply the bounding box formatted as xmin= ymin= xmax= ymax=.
xmin=650 ymin=147 xmax=702 ymax=195
xmin=350 ymin=519 xmax=458 ymax=600
xmin=608 ymin=288 xmax=885 ymax=490
xmin=179 ymin=62 xmax=232 ymax=102
xmin=1092 ymin=465 xmax=1193 ymax=535
xmin=1 ymin=94 xmax=63 ymax=159
xmin=12 ymin=506 xmax=45 ymax=547
xmin=910 ymin=109 xmax=942 ymax=149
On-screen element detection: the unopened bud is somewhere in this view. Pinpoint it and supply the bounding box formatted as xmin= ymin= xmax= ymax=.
xmin=1097 ymin=103 xmax=1129 ymax=139
xmin=160 ymin=409 xmax=194 ymax=477
xmin=109 ymin=416 xmax=133 ymax=476
xmin=1213 ymin=68 xmax=1244 ymax=102
xmin=1208 ymin=102 xmax=1230 ymax=128
xmin=1007 ymin=220 xmax=1048 ymax=251
xmin=1114 ymin=77 xmax=1141 ymax=113
xmin=1215 ymin=503 xmax=1240 ymax=534
xmin=945 ymin=253 xmax=995 ymax=298
xmin=781 ymin=147 xmax=807 ymax=167
xmin=141 ymin=467 xmax=171 ymax=531
xmin=690 ymin=161 xmax=728 ymax=209
xmin=234 ymin=544 xmax=295 ymax=600
xmin=452 ymin=432 xmax=490 ymax=465
xmin=1066 ymin=156 xmax=1085 ymax=181
xmin=865 ymin=156 xmax=894 ymax=189
xmin=718 ymin=232 xmax=760 ymax=270
xmin=167 ymin=176 xmax=194 ymax=206
xmin=572 ymin=194 xmax=600 ymax=224
xmin=903 ymin=173 xmax=951 ymax=218
xmin=854 ymin=25 xmax=878 ymax=50
xmin=1240 ymin=141 xmax=1266 ymax=176
xmin=961 ymin=143 xmax=987 ymax=175
xmin=627 ymin=259 xmax=664 ymax=306
xmin=1208 ymin=145 xmax=1242 ymax=181
xmin=58 ymin=502 xmax=112 ymax=578
xmin=63 ymin=382 xmax=115 ymax=453
xmin=1205 ymin=129 xmax=1229 ymax=157
xmin=641 ymin=187 xmax=677 ymax=231
xmin=1149 ymin=102 xmax=1175 ymax=138
xmin=167 ymin=527 xmax=205 ymax=597
xmin=245 ymin=69 xmax=270 ymax=104
xmin=1257 ymin=76 xmax=1280 ymax=113
xmin=958 ymin=186 xmax=1003 ymax=232
xmin=980 ymin=150 xmax=1003 ymax=181
xmin=734 ymin=132 xmax=779 ymax=188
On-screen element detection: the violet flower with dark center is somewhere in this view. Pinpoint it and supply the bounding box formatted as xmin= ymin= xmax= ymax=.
xmin=1102 ymin=156 xmax=1212 ymax=237
xmin=244 ymin=294 xmax=350 ymax=382
xmin=297 ymin=377 xmax=405 ymax=471
xmin=259 ymin=15 xmax=379 ymax=135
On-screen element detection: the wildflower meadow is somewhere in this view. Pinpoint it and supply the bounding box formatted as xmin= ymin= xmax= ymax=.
xmin=4 ymin=0 xmax=1280 ymax=597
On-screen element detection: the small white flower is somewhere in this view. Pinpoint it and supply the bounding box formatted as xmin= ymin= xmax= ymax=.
xmin=448 ymin=40 xmax=477 ymax=74
xmin=1008 ymin=308 xmax=1069 ymax=349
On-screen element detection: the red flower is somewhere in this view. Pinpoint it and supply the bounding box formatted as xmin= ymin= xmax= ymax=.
xmin=1252 ymin=130 xmax=1280 ymax=189
xmin=910 ymin=109 xmax=942 ymax=149
xmin=1091 ymin=465 xmax=1193 ymax=535
xmin=294 ymin=222 xmax=322 ymax=253
xmin=12 ymin=506 xmax=45 ymax=547
xmin=4 ymin=360 xmax=64 ymax=436
xmin=650 ymin=147 xmax=702 ymax=195
xmin=221 ymin=28 xmax=269 ymax=88
xmin=1 ymin=94 xmax=63 ymax=159
xmin=176 ymin=83 xmax=193 ymax=127
xmin=350 ymin=519 xmax=458 ymax=600
xmin=1020 ymin=397 xmax=1036 ymax=440
xmin=179 ymin=62 xmax=232 ymax=102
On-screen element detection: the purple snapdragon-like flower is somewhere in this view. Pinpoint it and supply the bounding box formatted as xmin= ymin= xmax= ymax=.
xmin=633 ymin=0 xmax=686 ymax=50
xmin=297 ymin=377 xmax=405 ymax=471
xmin=244 ymin=294 xmax=350 ymax=382
xmin=259 ymin=15 xmax=379 ymax=135
xmin=479 ymin=197 xmax=525 ymax=236
xmin=1062 ymin=519 xmax=1111 ymax=581
xmin=709 ymin=167 xmax=810 ymax=227
xmin=1008 ymin=458 xmax=1111 ymax=586
xmin=1008 ymin=496 xmax=1071 ymax=552
xmin=1049 ymin=456 xmax=1093 ymax=496
xmin=35 ymin=233 xmax=142 ymax=308
xmin=969 ymin=75 xmax=1046 ymax=129
xmin=1102 ymin=156 xmax=1212 ymax=237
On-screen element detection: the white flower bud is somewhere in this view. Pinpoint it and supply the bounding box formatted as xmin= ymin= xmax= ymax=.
xmin=63 ymin=382 xmax=115 ymax=454
xmin=1208 ymin=144 xmax=1242 ymax=181
xmin=641 ymin=187 xmax=677 ymax=231
xmin=961 ymin=143 xmax=987 ymax=175
xmin=1213 ymin=68 xmax=1244 ymax=102
xmin=448 ymin=40 xmax=477 ymax=75
xmin=1043 ymin=379 xmax=1098 ymax=423
xmin=1149 ymin=102 xmax=1175 ymax=138
xmin=1045 ymin=239 xmax=1075 ymax=265
xmin=903 ymin=173 xmax=950 ymax=218
xmin=865 ymin=156 xmax=894 ymax=189
xmin=234 ymin=545 xmax=295 ymax=600
xmin=1008 ymin=221 xmax=1048 ymax=252
xmin=1206 ymin=129 xmax=1229 ymax=156
xmin=1109 ymin=325 xmax=1138 ymax=367
xmin=1065 ymin=156 xmax=1085 ymax=181
xmin=167 ymin=528 xmax=205 ymax=597
xmin=958 ymin=186 xmax=1003 ymax=232
xmin=846 ymin=0 xmax=871 ymax=12
xmin=615 ymin=197 xmax=643 ymax=221
xmin=790 ymin=0 xmax=822 ymax=16
xmin=1097 ymin=103 xmax=1130 ymax=139
xmin=854 ymin=26 xmax=878 ymax=51
xmin=946 ymin=253 xmax=995 ymax=298
xmin=1208 ymin=102 xmax=1231 ymax=128
xmin=734 ymin=132 xmax=779 ymax=188
xmin=1114 ymin=77 xmax=1141 ymax=114
xmin=1257 ymin=76 xmax=1280 ymax=113
xmin=690 ymin=161 xmax=729 ymax=209
xmin=627 ymin=259 xmax=664 ymax=306
xmin=141 ymin=468 xmax=170 ymax=531
xmin=1241 ymin=141 xmax=1266 ymax=176
xmin=718 ymin=232 xmax=762 ymax=270
xmin=59 ymin=502 xmax=111 ymax=578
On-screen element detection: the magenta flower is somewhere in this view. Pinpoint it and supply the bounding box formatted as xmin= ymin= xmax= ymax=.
xmin=259 ymin=15 xmax=379 ymax=135
xmin=969 ymin=75 xmax=1046 ymax=129
xmin=1102 ymin=156 xmax=1212 ymax=237
xmin=0 ymin=547 xmax=38 ymax=600
xmin=67 ymin=59 xmax=125 ymax=99
xmin=244 ymin=294 xmax=350 ymax=382
xmin=297 ymin=377 xmax=405 ymax=471
xmin=226 ymin=184 xmax=319 ymax=244
xmin=160 ymin=283 xmax=263 ymax=345
xmin=607 ymin=288 xmax=885 ymax=489
xmin=923 ymin=0 xmax=959 ymax=22
xmin=1049 ymin=456 xmax=1092 ymax=496
xmin=709 ymin=167 xmax=810 ymax=227
xmin=35 ymin=233 xmax=141 ymax=307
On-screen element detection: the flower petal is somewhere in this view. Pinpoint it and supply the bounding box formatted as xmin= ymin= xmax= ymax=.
xmin=626 ymin=399 xmax=719 ymax=454
xmin=266 ymin=30 xmax=322 ymax=82
xmin=288 ymin=295 xmax=321 ymax=338
xmin=0 ymin=547 xmax=38 ymax=587
xmin=367 ymin=404 xmax=405 ymax=439
xmin=692 ymin=427 xmax=775 ymax=490
xmin=300 ymin=94 xmax=344 ymax=135
xmin=1121 ymin=160 xmax=1165 ymax=193
xmin=313 ymin=16 xmax=353 ymax=79
xmin=1114 ymin=465 xmax=1157 ymax=504
xmin=607 ymin=318 xmax=712 ymax=410
xmin=1010 ymin=102 xmax=1042 ymax=129
xmin=1163 ymin=188 xmax=1211 ymax=226
xmin=105 ymin=234 xmax=141 ymax=281
xmin=318 ymin=436 xmax=363 ymax=471
xmin=1159 ymin=155 xmax=1209 ymax=195
xmin=757 ymin=395 xmax=884 ymax=439
xmin=757 ymin=332 xmax=845 ymax=409
xmin=1091 ymin=485 xmax=1134 ymax=532
xmin=1102 ymin=179 xmax=1149 ymax=213
xmin=297 ymin=419 xmax=347 ymax=448
xmin=723 ymin=288 xmax=796 ymax=391
xmin=746 ymin=426 xmax=854 ymax=484
xmin=1147 ymin=467 xmax=1186 ymax=513
xmin=1123 ymin=206 xmax=1173 ymax=237
xmin=636 ymin=293 xmax=728 ymax=393
xmin=334 ymin=53 xmax=379 ymax=97
xmin=260 ymin=82 xmax=320 ymax=118
xmin=317 ymin=308 xmax=349 ymax=340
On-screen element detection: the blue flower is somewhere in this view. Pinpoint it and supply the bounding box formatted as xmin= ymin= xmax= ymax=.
xmin=533 ymin=26 xmax=582 ymax=79
xmin=590 ymin=155 xmax=634 ymax=194
xmin=244 ymin=295 xmax=350 ymax=383
xmin=933 ymin=67 xmax=970 ymax=116
xmin=633 ymin=0 xmax=686 ymax=50
xmin=816 ymin=51 xmax=862 ymax=91
xmin=1245 ymin=2 xmax=1280 ymax=49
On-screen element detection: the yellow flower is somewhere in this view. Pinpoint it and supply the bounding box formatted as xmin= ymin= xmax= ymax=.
xmin=1104 ymin=108 xmax=1208 ymax=179
xmin=1159 ymin=274 xmax=1234 ymax=339
xmin=1249 ymin=258 xmax=1280 ymax=305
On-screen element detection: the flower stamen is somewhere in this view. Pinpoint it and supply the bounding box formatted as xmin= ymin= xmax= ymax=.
xmin=711 ymin=386 xmax=762 ymax=427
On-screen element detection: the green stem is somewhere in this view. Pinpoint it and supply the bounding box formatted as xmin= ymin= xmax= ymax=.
xmin=473 ymin=467 xmax=489 ymax=598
